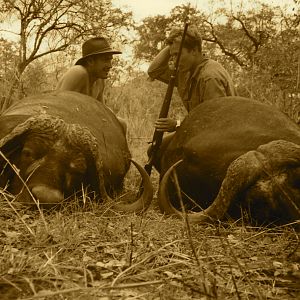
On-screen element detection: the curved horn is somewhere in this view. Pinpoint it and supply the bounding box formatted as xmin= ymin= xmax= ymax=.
xmin=158 ymin=151 xmax=264 ymax=223
xmin=112 ymin=159 xmax=153 ymax=213
xmin=0 ymin=114 xmax=65 ymax=149
xmin=62 ymin=124 xmax=153 ymax=212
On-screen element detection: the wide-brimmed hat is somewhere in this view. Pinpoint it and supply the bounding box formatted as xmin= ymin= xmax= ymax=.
xmin=75 ymin=37 xmax=121 ymax=65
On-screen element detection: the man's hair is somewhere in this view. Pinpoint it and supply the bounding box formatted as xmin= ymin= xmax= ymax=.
xmin=80 ymin=56 xmax=94 ymax=67
xmin=80 ymin=54 xmax=102 ymax=67
xmin=166 ymin=26 xmax=202 ymax=52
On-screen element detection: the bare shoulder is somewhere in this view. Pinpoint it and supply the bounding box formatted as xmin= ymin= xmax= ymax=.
xmin=56 ymin=65 xmax=88 ymax=91
xmin=63 ymin=65 xmax=88 ymax=78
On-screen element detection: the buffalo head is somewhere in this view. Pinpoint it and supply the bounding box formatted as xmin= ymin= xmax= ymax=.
xmin=156 ymin=97 xmax=300 ymax=224
xmin=0 ymin=92 xmax=153 ymax=212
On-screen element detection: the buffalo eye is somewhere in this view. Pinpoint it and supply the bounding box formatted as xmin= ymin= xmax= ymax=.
xmin=18 ymin=147 xmax=41 ymax=176
xmin=288 ymin=167 xmax=300 ymax=189
xmin=21 ymin=137 xmax=50 ymax=162
xmin=291 ymin=175 xmax=300 ymax=189
xmin=69 ymin=156 xmax=87 ymax=175
xmin=64 ymin=156 xmax=87 ymax=192
xmin=21 ymin=147 xmax=34 ymax=162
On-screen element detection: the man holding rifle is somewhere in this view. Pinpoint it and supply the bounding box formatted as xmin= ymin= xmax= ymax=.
xmin=147 ymin=26 xmax=237 ymax=133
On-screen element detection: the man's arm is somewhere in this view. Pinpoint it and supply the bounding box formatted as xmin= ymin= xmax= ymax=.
xmin=147 ymin=46 xmax=172 ymax=84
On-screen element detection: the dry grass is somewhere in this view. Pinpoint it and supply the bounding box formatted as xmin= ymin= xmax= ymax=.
xmin=1 ymin=190 xmax=300 ymax=300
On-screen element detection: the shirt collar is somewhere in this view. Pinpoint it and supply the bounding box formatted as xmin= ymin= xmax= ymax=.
xmin=190 ymin=57 xmax=209 ymax=79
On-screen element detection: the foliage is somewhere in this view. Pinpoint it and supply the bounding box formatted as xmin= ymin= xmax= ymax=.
xmin=21 ymin=60 xmax=50 ymax=95
xmin=134 ymin=15 xmax=172 ymax=61
xmin=133 ymin=5 xmax=205 ymax=61
xmin=0 ymin=38 xmax=18 ymax=102
xmin=104 ymin=73 xmax=185 ymax=149
xmin=0 ymin=0 xmax=134 ymax=107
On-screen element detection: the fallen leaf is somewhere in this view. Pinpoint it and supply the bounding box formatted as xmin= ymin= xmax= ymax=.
xmin=101 ymin=271 xmax=114 ymax=279
xmin=227 ymin=234 xmax=239 ymax=244
xmin=273 ymin=261 xmax=283 ymax=268
xmin=96 ymin=259 xmax=127 ymax=268
xmin=164 ymin=271 xmax=182 ymax=279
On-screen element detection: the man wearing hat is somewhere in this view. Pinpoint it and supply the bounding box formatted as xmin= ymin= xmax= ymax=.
xmin=56 ymin=37 xmax=121 ymax=103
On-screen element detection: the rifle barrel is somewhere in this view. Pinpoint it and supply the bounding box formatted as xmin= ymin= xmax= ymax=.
xmin=144 ymin=21 xmax=189 ymax=176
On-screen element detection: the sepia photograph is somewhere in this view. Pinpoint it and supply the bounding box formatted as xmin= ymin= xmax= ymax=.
xmin=0 ymin=0 xmax=299 ymax=299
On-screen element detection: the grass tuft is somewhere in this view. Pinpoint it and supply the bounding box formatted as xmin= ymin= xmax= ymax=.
xmin=1 ymin=189 xmax=300 ymax=299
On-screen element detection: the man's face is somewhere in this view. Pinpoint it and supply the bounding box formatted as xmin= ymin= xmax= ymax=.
xmin=91 ymin=53 xmax=113 ymax=79
xmin=169 ymin=39 xmax=195 ymax=72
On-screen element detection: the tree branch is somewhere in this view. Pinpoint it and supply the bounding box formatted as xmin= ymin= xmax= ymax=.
xmin=204 ymin=20 xmax=246 ymax=67
xmin=232 ymin=15 xmax=261 ymax=53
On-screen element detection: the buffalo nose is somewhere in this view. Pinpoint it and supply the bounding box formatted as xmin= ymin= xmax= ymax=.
xmin=31 ymin=185 xmax=64 ymax=204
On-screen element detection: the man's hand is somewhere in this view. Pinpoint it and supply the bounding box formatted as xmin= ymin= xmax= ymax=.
xmin=155 ymin=118 xmax=177 ymax=132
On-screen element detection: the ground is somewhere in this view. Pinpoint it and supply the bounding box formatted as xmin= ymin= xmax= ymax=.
xmin=0 ymin=190 xmax=300 ymax=300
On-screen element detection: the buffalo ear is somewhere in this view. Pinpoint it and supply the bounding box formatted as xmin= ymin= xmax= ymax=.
xmin=0 ymin=115 xmax=30 ymax=139
xmin=0 ymin=116 xmax=31 ymax=189
xmin=85 ymin=155 xmax=101 ymax=198
xmin=0 ymin=137 xmax=25 ymax=190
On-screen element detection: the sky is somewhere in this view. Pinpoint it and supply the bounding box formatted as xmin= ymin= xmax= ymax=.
xmin=112 ymin=0 xmax=296 ymax=22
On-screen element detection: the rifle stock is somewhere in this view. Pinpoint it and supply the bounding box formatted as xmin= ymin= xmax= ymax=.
xmin=144 ymin=22 xmax=189 ymax=176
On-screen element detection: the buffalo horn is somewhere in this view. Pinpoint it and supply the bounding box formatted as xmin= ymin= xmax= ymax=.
xmin=112 ymin=159 xmax=153 ymax=213
xmin=158 ymin=151 xmax=265 ymax=223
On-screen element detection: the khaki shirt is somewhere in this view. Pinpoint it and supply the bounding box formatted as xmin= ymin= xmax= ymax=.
xmin=177 ymin=58 xmax=237 ymax=111
xmin=148 ymin=54 xmax=237 ymax=112
xmin=56 ymin=65 xmax=105 ymax=102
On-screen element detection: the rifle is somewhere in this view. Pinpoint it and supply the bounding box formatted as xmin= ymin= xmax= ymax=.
xmin=144 ymin=21 xmax=189 ymax=176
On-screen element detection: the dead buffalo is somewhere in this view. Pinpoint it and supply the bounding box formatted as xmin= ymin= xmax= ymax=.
xmin=157 ymin=96 xmax=300 ymax=224
xmin=0 ymin=91 xmax=153 ymax=211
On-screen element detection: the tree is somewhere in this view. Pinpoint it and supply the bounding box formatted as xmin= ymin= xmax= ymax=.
xmin=134 ymin=5 xmax=204 ymax=62
xmin=134 ymin=15 xmax=172 ymax=62
xmin=135 ymin=3 xmax=287 ymax=65
xmin=0 ymin=38 xmax=19 ymax=103
xmin=134 ymin=1 xmax=299 ymax=94
xmin=0 ymin=0 xmax=134 ymax=107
